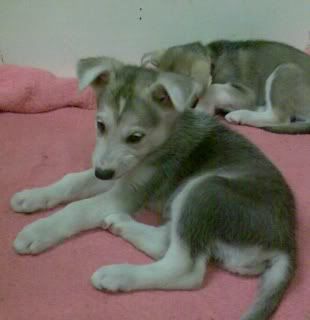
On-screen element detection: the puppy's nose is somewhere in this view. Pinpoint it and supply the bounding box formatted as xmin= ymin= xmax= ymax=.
xmin=95 ymin=168 xmax=115 ymax=180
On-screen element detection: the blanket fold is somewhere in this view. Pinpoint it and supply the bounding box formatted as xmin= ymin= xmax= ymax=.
xmin=0 ymin=65 xmax=96 ymax=113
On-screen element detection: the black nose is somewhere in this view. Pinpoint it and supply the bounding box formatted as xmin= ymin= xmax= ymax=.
xmin=95 ymin=168 xmax=115 ymax=180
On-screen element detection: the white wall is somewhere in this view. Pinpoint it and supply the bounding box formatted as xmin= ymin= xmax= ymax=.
xmin=0 ymin=0 xmax=309 ymax=76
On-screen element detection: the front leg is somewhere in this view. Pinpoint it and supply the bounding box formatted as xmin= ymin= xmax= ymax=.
xmin=11 ymin=169 xmax=113 ymax=213
xmin=103 ymin=214 xmax=170 ymax=259
xmin=225 ymin=108 xmax=283 ymax=127
xmin=13 ymin=183 xmax=136 ymax=254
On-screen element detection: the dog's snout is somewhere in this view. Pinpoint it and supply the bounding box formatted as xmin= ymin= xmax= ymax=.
xmin=95 ymin=168 xmax=115 ymax=180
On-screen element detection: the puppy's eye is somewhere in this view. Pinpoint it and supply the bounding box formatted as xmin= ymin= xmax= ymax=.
xmin=97 ymin=121 xmax=106 ymax=134
xmin=126 ymin=132 xmax=145 ymax=144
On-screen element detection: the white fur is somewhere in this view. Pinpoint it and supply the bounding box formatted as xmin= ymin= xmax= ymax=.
xmin=262 ymin=253 xmax=290 ymax=290
xmin=11 ymin=169 xmax=112 ymax=213
xmin=225 ymin=108 xmax=277 ymax=126
xmin=265 ymin=67 xmax=278 ymax=109
xmin=225 ymin=67 xmax=288 ymax=127
xmin=118 ymin=97 xmax=126 ymax=116
xmin=213 ymin=241 xmax=278 ymax=275
xmin=102 ymin=213 xmax=170 ymax=259
xmin=13 ymin=179 xmax=126 ymax=254
xmin=91 ymin=241 xmax=206 ymax=292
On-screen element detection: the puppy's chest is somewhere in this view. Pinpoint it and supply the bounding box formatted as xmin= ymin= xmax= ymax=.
xmin=146 ymin=192 xmax=178 ymax=221
xmin=145 ymin=173 xmax=183 ymax=218
xmin=146 ymin=183 xmax=174 ymax=216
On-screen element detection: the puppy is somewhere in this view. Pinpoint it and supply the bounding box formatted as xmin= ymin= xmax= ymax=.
xmin=142 ymin=40 xmax=310 ymax=133
xmin=11 ymin=57 xmax=296 ymax=320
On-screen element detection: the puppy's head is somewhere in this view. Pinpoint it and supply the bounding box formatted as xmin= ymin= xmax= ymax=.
xmin=77 ymin=56 xmax=203 ymax=180
xmin=141 ymin=42 xmax=212 ymax=90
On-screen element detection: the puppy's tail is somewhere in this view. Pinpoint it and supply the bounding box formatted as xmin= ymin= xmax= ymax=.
xmin=241 ymin=253 xmax=295 ymax=320
xmin=262 ymin=121 xmax=310 ymax=134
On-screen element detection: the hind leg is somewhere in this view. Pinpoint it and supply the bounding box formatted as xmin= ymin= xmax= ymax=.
xmin=91 ymin=177 xmax=210 ymax=292
xmin=91 ymin=238 xmax=207 ymax=292
xmin=271 ymin=63 xmax=310 ymax=122
xmin=225 ymin=63 xmax=310 ymax=127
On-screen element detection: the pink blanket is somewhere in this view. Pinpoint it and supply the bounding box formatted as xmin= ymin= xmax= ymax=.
xmin=0 ymin=66 xmax=310 ymax=320
xmin=0 ymin=65 xmax=96 ymax=113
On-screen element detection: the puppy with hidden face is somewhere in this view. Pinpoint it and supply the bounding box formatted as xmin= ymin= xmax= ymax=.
xmin=11 ymin=57 xmax=296 ymax=320
xmin=142 ymin=40 xmax=310 ymax=133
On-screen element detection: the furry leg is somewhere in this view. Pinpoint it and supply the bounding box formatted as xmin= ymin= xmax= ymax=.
xmin=13 ymin=185 xmax=134 ymax=254
xmin=103 ymin=214 xmax=170 ymax=259
xmin=92 ymin=237 xmax=207 ymax=292
xmin=11 ymin=169 xmax=113 ymax=213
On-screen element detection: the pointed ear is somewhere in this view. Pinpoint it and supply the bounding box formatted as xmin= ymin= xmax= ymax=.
xmin=191 ymin=57 xmax=212 ymax=87
xmin=150 ymin=72 xmax=203 ymax=112
xmin=141 ymin=49 xmax=166 ymax=67
xmin=76 ymin=56 xmax=123 ymax=90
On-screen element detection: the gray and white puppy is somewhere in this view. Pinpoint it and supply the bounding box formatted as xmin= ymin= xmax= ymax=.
xmin=142 ymin=40 xmax=310 ymax=133
xmin=11 ymin=57 xmax=296 ymax=320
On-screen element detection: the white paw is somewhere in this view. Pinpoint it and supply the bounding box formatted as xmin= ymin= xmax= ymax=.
xmin=101 ymin=214 xmax=132 ymax=236
xmin=11 ymin=189 xmax=54 ymax=213
xmin=13 ymin=218 xmax=62 ymax=254
xmin=225 ymin=110 xmax=250 ymax=124
xmin=91 ymin=264 xmax=137 ymax=292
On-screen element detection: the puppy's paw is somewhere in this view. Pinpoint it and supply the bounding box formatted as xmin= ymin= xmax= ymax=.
xmin=101 ymin=214 xmax=132 ymax=236
xmin=13 ymin=218 xmax=62 ymax=254
xmin=225 ymin=110 xmax=251 ymax=125
xmin=11 ymin=189 xmax=54 ymax=213
xmin=91 ymin=264 xmax=137 ymax=292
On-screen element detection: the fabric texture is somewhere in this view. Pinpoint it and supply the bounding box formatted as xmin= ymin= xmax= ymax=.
xmin=0 ymin=65 xmax=96 ymax=113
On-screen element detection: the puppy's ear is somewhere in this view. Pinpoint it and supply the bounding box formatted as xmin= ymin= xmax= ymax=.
xmin=191 ymin=58 xmax=212 ymax=87
xmin=150 ymin=72 xmax=203 ymax=112
xmin=141 ymin=49 xmax=165 ymax=67
xmin=77 ymin=56 xmax=123 ymax=90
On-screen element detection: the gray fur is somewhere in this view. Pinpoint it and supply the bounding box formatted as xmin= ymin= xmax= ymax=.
xmin=144 ymin=40 xmax=310 ymax=134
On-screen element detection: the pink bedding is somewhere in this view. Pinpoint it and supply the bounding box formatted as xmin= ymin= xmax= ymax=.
xmin=0 ymin=66 xmax=309 ymax=320
xmin=0 ymin=65 xmax=95 ymax=113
